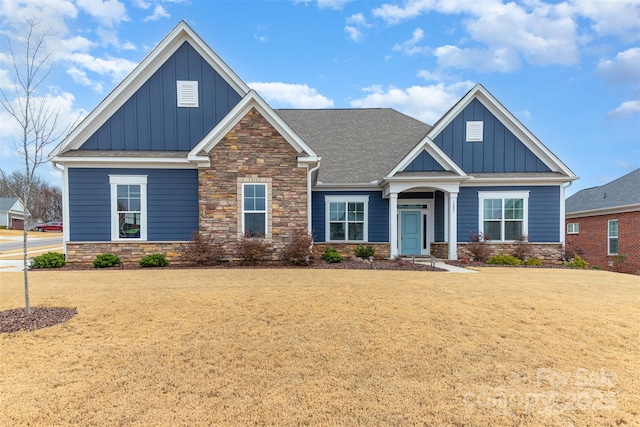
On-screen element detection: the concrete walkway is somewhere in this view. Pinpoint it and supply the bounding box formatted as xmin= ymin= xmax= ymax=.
xmin=401 ymin=257 xmax=477 ymax=273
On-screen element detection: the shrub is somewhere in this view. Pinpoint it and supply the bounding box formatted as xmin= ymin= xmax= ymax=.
xmin=354 ymin=245 xmax=375 ymax=259
xmin=564 ymin=254 xmax=589 ymax=269
xmin=468 ymin=231 xmax=492 ymax=262
xmin=524 ymin=257 xmax=543 ymax=266
xmin=93 ymin=253 xmax=121 ymax=268
xmin=512 ymin=234 xmax=533 ymax=261
xmin=139 ymin=253 xmax=169 ymax=268
xmin=179 ymin=231 xmax=225 ymax=266
xmin=281 ymin=227 xmax=314 ymax=265
xmin=487 ymin=254 xmax=521 ymax=266
xmin=611 ymin=254 xmax=628 ymax=272
xmin=235 ymin=231 xmax=270 ymax=265
xmin=31 ymin=252 xmax=66 ymax=269
xmin=563 ymin=242 xmax=583 ymax=261
xmin=321 ymin=247 xmax=343 ymax=263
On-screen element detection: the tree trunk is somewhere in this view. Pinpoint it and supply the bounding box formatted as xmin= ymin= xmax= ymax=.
xmin=23 ymin=223 xmax=31 ymax=315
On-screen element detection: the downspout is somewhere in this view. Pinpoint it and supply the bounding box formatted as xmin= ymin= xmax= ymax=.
xmin=307 ymin=160 xmax=321 ymax=235
xmin=560 ymin=180 xmax=573 ymax=253
xmin=52 ymin=161 xmax=68 ymax=257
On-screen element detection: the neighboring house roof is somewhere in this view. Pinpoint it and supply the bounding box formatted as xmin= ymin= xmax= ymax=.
xmin=0 ymin=197 xmax=25 ymax=214
xmin=566 ymin=168 xmax=640 ymax=216
xmin=276 ymin=108 xmax=431 ymax=184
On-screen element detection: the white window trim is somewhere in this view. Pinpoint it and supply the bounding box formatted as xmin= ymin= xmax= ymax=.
xmin=478 ymin=191 xmax=529 ymax=242
xmin=567 ymin=223 xmax=579 ymax=234
xmin=466 ymin=121 xmax=484 ymax=142
xmin=325 ymin=195 xmax=369 ymax=242
xmin=109 ymin=175 xmax=147 ymax=241
xmin=177 ymin=80 xmax=199 ymax=108
xmin=608 ymin=219 xmax=618 ymax=255
xmin=242 ymin=182 xmax=268 ymax=237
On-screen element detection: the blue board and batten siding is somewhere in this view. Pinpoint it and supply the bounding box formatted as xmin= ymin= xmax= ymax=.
xmin=68 ymin=168 xmax=198 ymax=242
xmin=403 ymin=151 xmax=445 ymax=172
xmin=431 ymin=98 xmax=550 ymax=173
xmin=312 ymin=191 xmax=389 ymax=242
xmin=80 ymin=42 xmax=242 ymax=151
xmin=457 ymin=186 xmax=560 ymax=243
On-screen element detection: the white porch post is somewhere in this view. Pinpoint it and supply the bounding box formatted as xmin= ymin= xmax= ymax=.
xmin=448 ymin=192 xmax=458 ymax=260
xmin=389 ymin=192 xmax=398 ymax=259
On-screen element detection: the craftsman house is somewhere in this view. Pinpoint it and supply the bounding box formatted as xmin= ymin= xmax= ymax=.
xmin=565 ymin=168 xmax=640 ymax=274
xmin=50 ymin=21 xmax=577 ymax=264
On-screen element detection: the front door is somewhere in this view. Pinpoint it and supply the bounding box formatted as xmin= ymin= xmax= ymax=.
xmin=401 ymin=211 xmax=421 ymax=255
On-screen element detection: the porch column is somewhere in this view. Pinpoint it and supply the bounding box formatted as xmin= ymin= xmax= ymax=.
xmin=389 ymin=192 xmax=398 ymax=259
xmin=448 ymin=192 xmax=458 ymax=260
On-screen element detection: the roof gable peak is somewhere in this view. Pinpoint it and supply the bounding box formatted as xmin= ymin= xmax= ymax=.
xmin=50 ymin=21 xmax=249 ymax=158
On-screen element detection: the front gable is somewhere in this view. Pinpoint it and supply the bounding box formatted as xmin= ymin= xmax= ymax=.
xmin=79 ymin=41 xmax=242 ymax=151
xmin=426 ymin=84 xmax=574 ymax=177
xmin=50 ymin=21 xmax=250 ymax=158
xmin=432 ymin=98 xmax=550 ymax=173
xmin=402 ymin=150 xmax=446 ymax=172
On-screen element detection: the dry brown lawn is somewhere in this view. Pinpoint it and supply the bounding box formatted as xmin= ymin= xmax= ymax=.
xmin=0 ymin=268 xmax=638 ymax=426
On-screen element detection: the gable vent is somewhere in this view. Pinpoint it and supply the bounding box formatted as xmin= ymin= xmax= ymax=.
xmin=466 ymin=121 xmax=483 ymax=142
xmin=177 ymin=80 xmax=199 ymax=107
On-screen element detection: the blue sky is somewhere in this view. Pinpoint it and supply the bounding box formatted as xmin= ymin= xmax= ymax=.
xmin=1 ymin=0 xmax=638 ymax=196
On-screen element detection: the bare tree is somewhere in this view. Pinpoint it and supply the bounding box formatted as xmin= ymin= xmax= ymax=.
xmin=0 ymin=18 xmax=70 ymax=315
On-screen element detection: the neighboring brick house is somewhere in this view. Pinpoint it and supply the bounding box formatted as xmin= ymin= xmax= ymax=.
xmin=49 ymin=21 xmax=577 ymax=265
xmin=565 ymin=168 xmax=640 ymax=274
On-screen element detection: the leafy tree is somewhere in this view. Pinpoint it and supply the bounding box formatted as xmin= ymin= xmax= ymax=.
xmin=0 ymin=19 xmax=71 ymax=315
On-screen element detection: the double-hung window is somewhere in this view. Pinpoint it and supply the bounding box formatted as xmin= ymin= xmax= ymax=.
xmin=110 ymin=176 xmax=147 ymax=240
xmin=478 ymin=191 xmax=529 ymax=241
xmin=608 ymin=220 xmax=618 ymax=255
xmin=243 ymin=183 xmax=267 ymax=237
xmin=325 ymin=196 xmax=368 ymax=242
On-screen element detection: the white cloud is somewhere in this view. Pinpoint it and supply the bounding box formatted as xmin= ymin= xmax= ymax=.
xmin=317 ymin=0 xmax=352 ymax=9
xmin=95 ymin=27 xmax=136 ymax=50
xmin=66 ymin=67 xmax=104 ymax=92
xmin=572 ymin=0 xmax=640 ymax=41
xmin=65 ymin=53 xmax=138 ymax=82
xmin=606 ymin=100 xmax=640 ymax=120
xmin=597 ymin=48 xmax=640 ymax=85
xmin=435 ymin=45 xmax=521 ymax=72
xmin=349 ymin=81 xmax=475 ymax=124
xmin=0 ymin=0 xmax=78 ymax=37
xmin=249 ymin=82 xmax=334 ymax=108
xmin=76 ymin=0 xmax=129 ymax=27
xmin=133 ymin=0 xmax=152 ymax=8
xmin=345 ymin=26 xmax=364 ymax=42
xmin=345 ymin=13 xmax=371 ymax=42
xmin=392 ymin=28 xmax=429 ymax=56
xmin=143 ymin=5 xmax=170 ymax=22
xmin=374 ymin=0 xmax=579 ymax=69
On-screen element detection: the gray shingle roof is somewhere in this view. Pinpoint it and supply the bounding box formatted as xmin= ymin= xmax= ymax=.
xmin=0 ymin=197 xmax=19 ymax=211
xmin=566 ymin=168 xmax=640 ymax=213
xmin=276 ymin=109 xmax=431 ymax=184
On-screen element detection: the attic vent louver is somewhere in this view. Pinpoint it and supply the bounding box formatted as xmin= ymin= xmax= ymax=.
xmin=177 ymin=81 xmax=198 ymax=107
xmin=466 ymin=121 xmax=483 ymax=142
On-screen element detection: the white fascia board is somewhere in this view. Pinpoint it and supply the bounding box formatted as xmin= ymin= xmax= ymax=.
xmin=463 ymin=175 xmax=578 ymax=186
xmin=190 ymin=90 xmax=318 ymax=158
xmin=53 ymin=157 xmax=198 ymax=169
xmin=565 ymin=204 xmax=640 ymax=218
xmin=426 ymin=84 xmax=576 ymax=179
xmin=49 ymin=21 xmax=250 ymax=158
xmin=313 ymin=182 xmax=381 ymax=191
xmin=386 ymin=136 xmax=466 ymax=178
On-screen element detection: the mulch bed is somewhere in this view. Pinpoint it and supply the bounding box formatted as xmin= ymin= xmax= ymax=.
xmin=47 ymin=258 xmax=447 ymax=272
xmin=0 ymin=307 xmax=77 ymax=334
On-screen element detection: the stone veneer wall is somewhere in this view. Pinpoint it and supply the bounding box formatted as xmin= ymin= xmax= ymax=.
xmin=313 ymin=243 xmax=391 ymax=260
xmin=457 ymin=242 xmax=563 ymax=264
xmin=66 ymin=242 xmax=185 ymax=265
xmin=199 ymin=107 xmax=308 ymax=259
